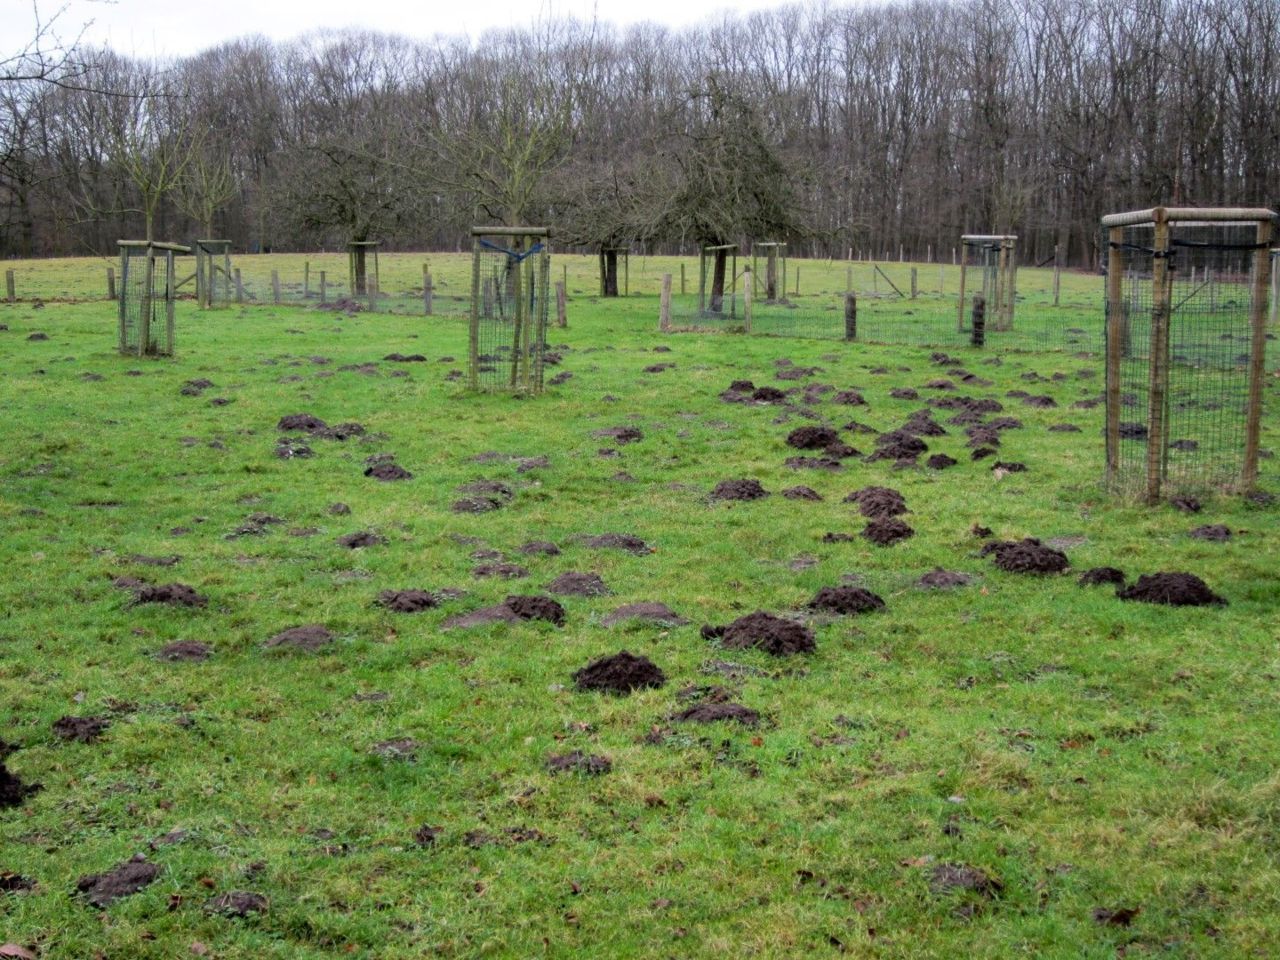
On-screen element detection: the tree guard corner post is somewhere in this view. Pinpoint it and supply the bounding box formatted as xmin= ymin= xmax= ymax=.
xmin=468 ymin=236 xmax=482 ymax=391
xmin=697 ymin=247 xmax=707 ymax=315
xmin=660 ymin=273 xmax=672 ymax=331
xmin=1104 ymin=224 xmax=1125 ymax=489
xmin=955 ymin=244 xmax=968 ymax=332
xmin=555 ymin=279 xmax=567 ymax=328
xmin=1242 ymin=215 xmax=1274 ymax=491
xmin=140 ymin=250 xmax=155 ymax=356
xmin=843 ymin=291 xmax=856 ymax=341
xmin=1003 ymin=237 xmax=1018 ymax=330
xmin=970 ymin=293 xmax=986 ymax=347
xmin=1053 ymin=243 xmax=1062 ymax=306
xmin=164 ymin=248 xmax=176 ymax=355
xmin=1145 ymin=209 xmax=1173 ymax=504
xmin=742 ymin=265 xmax=752 ymax=333
xmin=116 ymin=248 xmax=128 ymax=352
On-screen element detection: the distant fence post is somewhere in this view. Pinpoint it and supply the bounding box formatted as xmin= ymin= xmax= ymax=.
xmin=742 ymin=266 xmax=752 ymax=333
xmin=970 ymin=294 xmax=986 ymax=347
xmin=555 ymin=280 xmax=567 ymax=328
xmin=660 ymin=273 xmax=672 ymax=331
xmin=4 ymin=269 xmax=14 ymax=303
xmin=107 ymin=267 xmax=116 ymax=301
xmin=1053 ymin=244 xmax=1062 ymax=307
xmin=319 ymin=270 xmax=327 ymax=305
xmin=424 ymin=271 xmax=433 ymax=316
xmin=234 ymin=268 xmax=244 ymax=304
xmin=844 ymin=291 xmax=857 ymax=341
xmin=910 ymin=267 xmax=918 ymax=299
xmin=304 ymin=261 xmax=311 ymax=300
xmin=271 ymin=269 xmax=281 ymax=304
xmin=845 ymin=265 xmax=852 ymax=293
xmin=680 ymin=263 xmax=686 ymax=297
xmin=794 ymin=267 xmax=800 ymax=297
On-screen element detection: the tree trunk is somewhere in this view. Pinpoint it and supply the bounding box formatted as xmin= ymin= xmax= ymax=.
xmin=710 ymin=249 xmax=727 ymax=313
xmin=353 ymin=246 xmax=367 ymax=295
xmin=766 ymin=248 xmax=778 ymax=300
xmin=601 ymin=249 xmax=619 ymax=297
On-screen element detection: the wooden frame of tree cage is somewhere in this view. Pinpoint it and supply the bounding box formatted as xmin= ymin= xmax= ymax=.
xmin=598 ymin=246 xmax=629 ymax=297
xmin=699 ymin=243 xmax=739 ymax=318
xmin=751 ymin=241 xmax=788 ymax=302
xmin=1101 ymin=206 xmax=1275 ymax=501
xmin=118 ymin=240 xmax=191 ymax=357
xmin=194 ymin=239 xmax=232 ymax=309
xmin=348 ymin=241 xmax=381 ymax=309
xmin=957 ymin=235 xmax=1016 ymax=332
xmin=468 ymin=226 xmax=552 ymax=395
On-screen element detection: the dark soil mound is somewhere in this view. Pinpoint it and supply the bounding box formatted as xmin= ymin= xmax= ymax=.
xmin=572 ymin=650 xmax=666 ymax=694
xmin=719 ymin=611 xmax=815 ymax=656
xmin=442 ymin=604 xmax=522 ymax=629
xmin=329 ymin=502 xmax=352 ymax=515
xmin=602 ymin=602 xmax=688 ymax=627
xmin=889 ymin=387 xmax=919 ymax=400
xmin=929 ymin=863 xmax=1002 ymax=898
xmin=505 ymin=594 xmax=566 ymax=625
xmin=1170 ymin=496 xmax=1202 ymax=513
xmin=453 ymin=496 xmax=501 ymax=513
xmin=1021 ymin=394 xmax=1057 ymax=408
xmin=862 ymin=517 xmax=915 ymax=546
xmin=982 ymin=538 xmax=1069 ymax=574
xmin=988 ymin=417 xmax=1023 ymax=430
xmin=965 ymin=426 xmax=1001 ymax=448
xmin=76 ymin=856 xmax=159 ymax=908
xmin=924 ymin=378 xmax=956 ymax=390
xmin=547 ymin=751 xmax=612 ymax=775
xmin=317 ymin=422 xmax=366 ymax=440
xmin=673 ymin=703 xmax=760 ymax=726
xmin=1048 ymin=423 xmax=1081 ymax=432
xmin=473 ymin=562 xmax=529 ymax=579
xmin=751 ymin=386 xmax=787 ymax=403
xmin=53 ymin=716 xmax=109 ymax=743
xmin=518 ymin=540 xmax=560 ymax=556
xmin=782 ymin=486 xmax=823 ymax=501
xmin=785 ymin=456 xmax=843 ymax=471
xmin=1118 ymin=422 xmax=1148 ymax=440
xmin=264 ymin=624 xmax=333 ymax=650
xmin=277 ymin=413 xmax=327 ymax=432
xmin=917 ymin=569 xmax=974 ymax=589
xmin=1078 ymin=567 xmax=1126 ymax=587
xmin=711 ymin=478 xmax=769 ymax=501
xmin=129 ymin=554 xmax=180 ymax=567
xmin=0 ymin=762 xmax=40 ymax=809
xmin=1189 ymin=524 xmax=1231 ymax=542
xmin=970 ymin=447 xmax=997 ymax=460
xmin=844 ymin=485 xmax=907 ymax=518
xmin=336 ymin=531 xmax=386 ymax=548
xmin=205 ymin=891 xmax=269 ymax=917
xmin=992 ymin=461 xmax=1027 ymax=473
xmin=786 ymin=425 xmax=840 ymax=450
xmin=0 ymin=871 xmax=33 ymax=892
xmin=823 ymin=442 xmax=861 ymax=459
xmin=902 ymin=411 xmax=948 ymax=437
xmin=457 ymin=480 xmax=513 ymax=502
xmin=156 ymin=640 xmax=212 ymax=661
xmin=377 ymin=589 xmax=438 ymax=612
xmin=926 ymin=453 xmax=958 ymax=470
xmin=365 ymin=463 xmax=412 ymax=481
xmin=582 ymin=533 xmax=652 ymax=555
xmin=133 ymin=583 xmax=207 ymax=608
xmin=809 ymin=586 xmax=885 ymax=615
xmin=822 ymin=532 xmax=855 ymax=543
xmin=867 ymin=430 xmax=927 ymax=462
xmin=593 ymin=426 xmax=644 ymax=444
xmin=832 ymin=390 xmax=866 ymax=405
xmin=383 ymin=352 xmax=426 ymax=362
xmin=1117 ymin=572 xmax=1226 ymax=606
xmin=547 ymin=572 xmax=610 ymax=596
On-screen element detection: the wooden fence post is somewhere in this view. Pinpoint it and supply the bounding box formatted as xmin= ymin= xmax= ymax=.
xmin=742 ymin=266 xmax=752 ymax=333
xmin=1242 ymin=217 xmax=1273 ymax=490
xmin=271 ymin=269 xmax=281 ymax=304
xmin=4 ymin=269 xmax=14 ymax=303
xmin=555 ymin=280 xmax=567 ymax=328
xmin=680 ymin=263 xmax=686 ymax=297
xmin=1052 ymin=244 xmax=1061 ymax=306
xmin=304 ymin=261 xmax=310 ymax=299
xmin=234 ymin=268 xmax=244 ymax=304
xmin=844 ymin=292 xmax=857 ymax=341
xmin=910 ymin=267 xmax=918 ymax=299
xmin=424 ymin=271 xmax=433 ymax=316
xmin=845 ymin=265 xmax=852 ymax=293
xmin=107 ymin=267 xmax=116 ymax=301
xmin=660 ymin=273 xmax=672 ymax=331
xmin=970 ymin=293 xmax=986 ymax=348
xmin=794 ymin=267 xmax=800 ymax=297
xmin=1146 ymin=213 xmax=1172 ymax=504
xmin=319 ymin=270 xmax=327 ymax=305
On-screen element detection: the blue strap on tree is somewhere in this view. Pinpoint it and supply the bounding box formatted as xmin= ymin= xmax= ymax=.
xmin=479 ymin=238 xmax=545 ymax=262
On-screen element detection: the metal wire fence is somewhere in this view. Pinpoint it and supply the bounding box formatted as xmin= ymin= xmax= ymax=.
xmin=117 ymin=241 xmax=188 ymax=356
xmin=468 ymin=229 xmax=551 ymax=395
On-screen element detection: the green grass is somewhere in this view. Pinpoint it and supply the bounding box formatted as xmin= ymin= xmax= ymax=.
xmin=0 ymin=264 xmax=1278 ymax=959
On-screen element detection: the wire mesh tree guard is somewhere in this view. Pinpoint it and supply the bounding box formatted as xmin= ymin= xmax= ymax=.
xmin=598 ymin=246 xmax=629 ymax=297
xmin=469 ymin=227 xmax=551 ymax=395
xmin=1102 ymin=207 xmax=1276 ymax=502
xmin=751 ymin=241 xmax=789 ymax=303
xmin=957 ymin=235 xmax=1016 ymax=333
xmin=117 ymin=240 xmax=191 ymax=356
xmin=194 ymin=239 xmax=233 ymax=308
xmin=348 ymin=241 xmax=381 ymax=309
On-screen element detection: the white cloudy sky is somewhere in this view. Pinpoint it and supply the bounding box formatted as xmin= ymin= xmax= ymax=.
xmin=9 ymin=0 xmax=783 ymax=58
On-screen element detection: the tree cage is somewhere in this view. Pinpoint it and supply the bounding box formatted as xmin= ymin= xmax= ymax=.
xmin=469 ymin=227 xmax=551 ymax=395
xmin=699 ymin=243 xmax=739 ymax=317
xmin=751 ymin=241 xmax=788 ymax=302
xmin=1102 ymin=206 xmax=1275 ymax=502
xmin=348 ymin=241 xmax=380 ymax=304
xmin=957 ymin=235 xmax=1016 ymax=332
xmin=598 ymin=247 xmax=629 ymax=297
xmin=118 ymin=240 xmax=191 ymax=357
xmin=194 ymin=239 xmax=233 ymax=308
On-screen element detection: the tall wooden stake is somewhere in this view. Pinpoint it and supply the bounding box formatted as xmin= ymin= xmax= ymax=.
xmin=1242 ymin=218 xmax=1273 ymax=490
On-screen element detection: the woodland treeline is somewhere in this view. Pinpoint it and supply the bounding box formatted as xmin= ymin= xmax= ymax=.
xmin=2 ymin=0 xmax=1277 ymax=268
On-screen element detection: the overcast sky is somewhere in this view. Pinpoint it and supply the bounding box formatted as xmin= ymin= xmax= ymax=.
xmin=9 ymin=0 xmax=784 ymax=58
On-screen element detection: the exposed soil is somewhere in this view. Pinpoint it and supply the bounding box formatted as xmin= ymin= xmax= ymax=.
xmin=902 ymin=411 xmax=947 ymax=436
xmin=518 ymin=540 xmax=560 ymax=556
xmin=889 ymin=387 xmax=919 ymax=400
xmin=602 ymin=602 xmax=688 ymax=627
xmin=844 ymin=485 xmax=907 ymax=518
xmin=867 ymin=430 xmax=927 ymax=462
xmin=927 ymin=454 xmax=958 ymax=469
xmin=992 ymin=461 xmax=1027 ymax=473
xmin=1189 ymin=524 xmax=1231 ymax=542
xmin=275 ymin=438 xmax=313 ymax=459
xmin=548 ymin=572 xmax=610 ymax=596
xmin=716 ymin=611 xmax=815 ymax=656
xmin=982 ymin=538 xmax=1069 ymax=574
xmin=133 ymin=583 xmax=207 ymax=608
xmin=782 ymin=486 xmax=823 ymax=501
xmin=1117 ymin=572 xmax=1226 ymax=606
xmin=1048 ymin=423 xmax=1081 ymax=432
xmin=924 ymin=378 xmax=956 ymax=390
xmin=362 ymin=461 xmax=412 ymax=482
xmin=823 ymin=442 xmax=861 ymax=459
xmin=264 ymin=624 xmax=333 ymax=651
xmin=547 ymin=751 xmax=612 ymax=775
xmin=988 ymin=417 xmax=1023 ymax=430
xmin=593 ymin=426 xmax=644 ymax=444
xmin=129 ymin=554 xmax=180 ymax=567
xmin=383 ymin=353 xmax=426 ymax=362
xmin=822 ymin=532 xmax=855 ymax=543
xmin=505 ymin=594 xmax=566 ymax=625
xmin=785 ymin=456 xmax=843 ymax=471
xmin=452 ymin=496 xmax=501 ymax=513
xmin=971 ymin=447 xmax=997 ymax=460
xmin=278 ymin=413 xmax=327 ymax=432
xmin=0 ymin=871 xmax=33 ymax=892
xmin=155 ymin=640 xmax=213 ymax=662
xmin=786 ymin=426 xmax=840 ymax=450
xmin=930 ymin=863 xmax=1002 ymax=898
xmin=371 ymin=738 xmax=418 ymax=760
xmin=809 ymin=585 xmax=885 ymax=615
xmin=1170 ymin=496 xmax=1202 ymax=513
xmin=205 ymin=891 xmax=269 ymax=917
xmin=441 ymin=604 xmax=522 ymax=629
xmin=329 ymin=502 xmax=352 ymax=515
xmin=0 ymin=762 xmax=40 ymax=808
xmin=581 ymin=533 xmax=652 ymax=555
xmin=711 ymin=478 xmax=770 ymax=501
xmin=377 ymin=589 xmax=439 ymax=612
xmin=572 ymin=650 xmax=666 ymax=694
xmin=965 ymin=426 xmax=1001 ymax=448
xmin=862 ymin=517 xmax=915 ymax=546
xmin=917 ymin=569 xmax=974 ymax=589
xmin=473 ymin=563 xmax=529 ymax=579
xmin=832 ymin=390 xmax=866 ymax=405
xmin=1078 ymin=567 xmax=1126 ymax=587
xmin=76 ymin=856 xmax=159 ymax=908
xmin=673 ymin=703 xmax=761 ymax=726
xmin=53 ymin=716 xmax=109 ymax=743
xmin=1118 ymin=422 xmax=1148 ymax=440
xmin=336 ymin=531 xmax=386 ymax=548
xmin=317 ymin=422 xmax=366 ymax=440
xmin=751 ymin=386 xmax=788 ymax=403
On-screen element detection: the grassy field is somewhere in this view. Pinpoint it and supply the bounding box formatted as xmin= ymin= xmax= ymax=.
xmin=1 ymin=259 xmax=1278 ymax=958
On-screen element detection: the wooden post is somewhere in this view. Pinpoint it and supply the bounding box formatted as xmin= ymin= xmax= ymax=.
xmin=742 ymin=266 xmax=752 ymax=333
xmin=956 ymin=247 xmax=968 ymax=331
xmin=562 ymin=263 xmax=567 ymax=294
xmin=164 ymin=250 xmax=176 ymax=355
xmin=844 ymin=292 xmax=856 ymax=341
xmin=660 ymin=273 xmax=672 ymax=331
xmin=938 ymin=265 xmax=944 ymax=294
xmin=4 ymin=269 xmax=14 ymax=303
xmin=910 ymin=267 xmax=918 ymax=299
xmin=1105 ymin=225 xmax=1124 ymax=488
xmin=794 ymin=267 xmax=800 ymax=297
xmin=468 ymin=241 xmax=481 ymax=391
xmin=1242 ymin=218 xmax=1273 ymax=490
xmin=680 ymin=263 xmax=686 ymax=297
xmin=1146 ymin=212 xmax=1172 ymax=504
xmin=139 ymin=254 xmax=154 ymax=356
xmin=1052 ymin=244 xmax=1062 ymax=307
xmin=304 ymin=261 xmax=311 ymax=300
xmin=555 ymin=280 xmax=567 ymax=328
xmin=845 ymin=265 xmax=852 ymax=293
xmin=367 ymin=273 xmax=376 ymax=314
xmin=970 ymin=294 xmax=986 ymax=348
xmin=424 ymin=271 xmax=433 ymax=316
xmin=234 ymin=268 xmax=244 ymax=304
xmin=319 ymin=270 xmax=327 ymax=305
xmin=271 ymin=269 xmax=281 ymax=304
xmin=927 ymin=244 xmax=932 ymax=263
xmin=117 ymin=253 xmax=127 ymax=351
xmin=697 ymin=249 xmax=706 ymax=314
xmin=107 ymin=267 xmax=116 ymax=301
xmin=898 ymin=244 xmax=904 ymax=263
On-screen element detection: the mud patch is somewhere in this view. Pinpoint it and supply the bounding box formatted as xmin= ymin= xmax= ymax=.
xmin=133 ymin=583 xmax=207 ymax=608
xmin=505 ymin=594 xmax=566 ymax=625
xmin=473 ymin=563 xmax=529 ymax=580
xmin=365 ymin=462 xmax=412 ymax=481
xmin=926 ymin=454 xmax=958 ymax=469
xmin=844 ymin=485 xmax=907 ymax=518
xmin=714 ymin=611 xmax=815 ymax=656
xmin=809 ymin=586 xmax=885 ymax=615
xmin=547 ymin=751 xmax=612 ymax=775
xmin=785 ymin=456 xmax=843 ymax=471
xmin=930 ymin=863 xmax=1002 ymax=898
xmin=205 ymin=891 xmax=269 ymax=917
xmin=1189 ymin=524 xmax=1231 ymax=542
xmin=602 ymin=602 xmax=688 ymax=627
xmin=573 ymin=651 xmax=666 ymax=694
xmin=786 ymin=426 xmax=840 ymax=450
xmin=711 ymin=478 xmax=769 ymax=501
xmin=547 ymin=572 xmax=610 ymax=597
xmin=53 ymin=716 xmax=109 ymax=743
xmin=377 ymin=590 xmax=439 ymax=612
xmin=917 ymin=569 xmax=974 ymax=589
xmin=156 ymin=640 xmax=212 ymax=661
xmin=581 ymin=533 xmax=652 ymax=555
xmin=593 ymin=426 xmax=644 ymax=444
xmin=862 ymin=517 xmax=915 ymax=546
xmin=337 ymin=531 xmax=386 ymax=548
xmin=673 ymin=703 xmax=760 ymax=726
xmin=264 ymin=624 xmax=333 ymax=651
xmin=982 ymin=538 xmax=1069 ymax=574
xmin=76 ymin=856 xmax=159 ymax=908
xmin=1078 ymin=567 xmax=1125 ymax=587
xmin=782 ymin=486 xmax=823 ymax=501
xmin=1117 ymin=572 xmax=1226 ymax=606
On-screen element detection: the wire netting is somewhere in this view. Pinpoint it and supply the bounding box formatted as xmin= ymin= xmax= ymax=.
xmin=469 ymin=233 xmax=550 ymax=394
xmin=118 ymin=244 xmax=175 ymax=356
xmin=1105 ymin=218 xmax=1271 ymax=499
